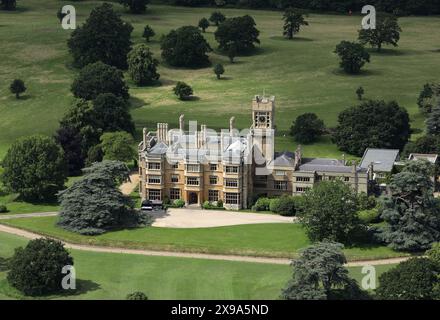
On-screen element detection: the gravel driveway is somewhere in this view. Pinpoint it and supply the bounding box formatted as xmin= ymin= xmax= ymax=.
xmin=151 ymin=208 xmax=295 ymax=228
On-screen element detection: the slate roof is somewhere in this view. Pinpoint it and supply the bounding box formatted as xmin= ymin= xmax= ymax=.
xmin=360 ymin=148 xmax=400 ymax=172
xmin=298 ymin=158 xmax=365 ymax=173
xmin=272 ymin=151 xmax=295 ymax=167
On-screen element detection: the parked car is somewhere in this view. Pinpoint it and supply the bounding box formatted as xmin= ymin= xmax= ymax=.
xmin=141 ymin=200 xmax=163 ymax=211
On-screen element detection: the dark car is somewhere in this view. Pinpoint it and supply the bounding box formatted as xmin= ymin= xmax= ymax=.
xmin=141 ymin=200 xmax=163 ymax=211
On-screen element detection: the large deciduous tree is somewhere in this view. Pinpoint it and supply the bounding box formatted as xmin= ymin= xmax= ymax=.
xmin=55 ymin=94 xmax=134 ymax=175
xmin=58 ymin=161 xmax=150 ymax=235
xmin=426 ymin=104 xmax=440 ymax=135
xmin=127 ymin=44 xmax=160 ymax=86
xmin=334 ymin=41 xmax=370 ymax=74
xmin=358 ymin=14 xmax=402 ymax=52
xmin=1 ymin=0 xmax=17 ymax=10
xmin=161 ymin=26 xmax=212 ymax=68
xmin=376 ymin=258 xmax=439 ymax=300
xmin=1 ymin=135 xmax=67 ymax=201
xmin=67 ymin=3 xmax=133 ymax=69
xmin=282 ymin=8 xmax=308 ymax=40
xmin=281 ymin=242 xmax=369 ymax=300
xmin=99 ymin=132 xmax=136 ymax=162
xmin=214 ymin=15 xmax=260 ymax=54
xmin=71 ymin=61 xmax=129 ymax=101
xmin=290 ymin=113 xmax=324 ymax=144
xmin=209 ymin=11 xmax=225 ymax=26
xmin=333 ymin=100 xmax=410 ymax=156
xmin=7 ymin=239 xmax=74 ymax=296
xmin=298 ymin=180 xmax=366 ymax=244
xmin=377 ymin=160 xmax=440 ymax=251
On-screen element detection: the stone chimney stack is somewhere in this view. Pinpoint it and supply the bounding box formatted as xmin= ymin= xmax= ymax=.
xmin=157 ymin=123 xmax=169 ymax=143
xmin=229 ymin=117 xmax=235 ymax=137
xmin=179 ymin=114 xmax=185 ymax=132
xmin=200 ymin=124 xmax=207 ymax=148
xmin=142 ymin=128 xmax=148 ymax=149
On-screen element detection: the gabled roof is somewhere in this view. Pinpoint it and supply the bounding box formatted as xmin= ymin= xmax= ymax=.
xmin=272 ymin=151 xmax=295 ymax=167
xmin=408 ymin=153 xmax=439 ymax=164
xmin=148 ymin=141 xmax=168 ymax=155
xmin=360 ymin=148 xmax=400 ymax=172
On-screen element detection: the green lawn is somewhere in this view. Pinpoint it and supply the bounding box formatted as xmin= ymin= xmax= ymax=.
xmin=1 ymin=1 xmax=439 ymax=161
xmin=0 ymin=231 xmax=397 ymax=300
xmin=0 ymin=216 xmax=408 ymax=261
xmin=0 ymin=176 xmax=85 ymax=215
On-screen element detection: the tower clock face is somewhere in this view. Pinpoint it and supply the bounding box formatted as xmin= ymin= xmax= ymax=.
xmin=259 ymin=115 xmax=267 ymax=123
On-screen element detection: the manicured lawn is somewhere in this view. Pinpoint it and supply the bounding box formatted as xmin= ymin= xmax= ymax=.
xmin=0 ymin=216 xmax=408 ymax=261
xmin=0 ymin=194 xmax=59 ymax=215
xmin=0 ymin=231 xmax=397 ymax=300
xmin=0 ymin=176 xmax=83 ymax=215
xmin=0 ymin=1 xmax=439 ymax=160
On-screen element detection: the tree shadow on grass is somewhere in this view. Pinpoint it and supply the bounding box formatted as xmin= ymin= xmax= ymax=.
xmin=218 ymin=76 xmax=233 ymax=81
xmin=331 ymin=68 xmax=383 ymax=77
xmin=129 ymin=96 xmax=149 ymax=110
xmin=57 ymin=279 xmax=101 ymax=297
xmin=270 ymin=36 xmax=314 ymax=42
xmin=0 ymin=258 xmax=10 ymax=272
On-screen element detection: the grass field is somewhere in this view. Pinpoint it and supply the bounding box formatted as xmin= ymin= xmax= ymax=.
xmin=1 ymin=1 xmax=439 ymax=161
xmin=0 ymin=231 xmax=397 ymax=299
xmin=0 ymin=216 xmax=408 ymax=261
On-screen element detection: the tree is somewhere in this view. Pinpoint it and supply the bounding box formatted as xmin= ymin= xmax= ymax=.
xmin=92 ymin=93 xmax=135 ymax=134
xmin=209 ymin=11 xmax=225 ymax=26
xmin=356 ymin=86 xmax=364 ymax=100
xmin=56 ymin=94 xmax=134 ymax=175
xmin=358 ymin=14 xmax=402 ymax=52
xmin=1 ymin=135 xmax=67 ymax=201
xmin=281 ymin=242 xmax=369 ymax=300
xmin=71 ymin=61 xmax=129 ymax=101
xmin=198 ymin=17 xmax=209 ymax=33
xmin=376 ymin=258 xmax=439 ymax=300
xmin=99 ymin=132 xmax=136 ymax=162
xmin=1 ymin=0 xmax=16 ymax=10
xmin=7 ymin=238 xmax=74 ymax=296
xmin=127 ymin=44 xmax=160 ymax=86
xmin=333 ymin=100 xmax=410 ymax=156
xmin=215 ymin=15 xmax=260 ymax=54
xmin=161 ymin=26 xmax=212 ymax=68
xmin=9 ymin=79 xmax=26 ymax=99
xmin=58 ymin=161 xmax=150 ymax=235
xmin=54 ymin=126 xmax=85 ymax=176
xmin=119 ymin=0 xmax=149 ymax=14
xmin=57 ymin=7 xmax=67 ymax=22
xmin=67 ymin=3 xmax=133 ymax=69
xmin=334 ymin=41 xmax=370 ymax=74
xmin=173 ymin=82 xmax=193 ymax=100
xmin=142 ymin=25 xmax=155 ymax=42
xmin=426 ymin=104 xmax=440 ymax=136
xmin=290 ymin=113 xmax=324 ymax=144
xmin=298 ymin=180 xmax=366 ymax=244
xmin=418 ymin=83 xmax=439 ymax=114
xmin=282 ymin=8 xmax=309 ymax=40
xmin=126 ymin=291 xmax=148 ymax=300
xmin=227 ymin=43 xmax=237 ymax=63
xmin=377 ymin=160 xmax=440 ymax=251
xmin=213 ymin=63 xmax=224 ymax=79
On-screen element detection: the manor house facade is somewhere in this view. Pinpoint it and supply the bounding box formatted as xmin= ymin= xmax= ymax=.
xmin=138 ymin=95 xmax=369 ymax=209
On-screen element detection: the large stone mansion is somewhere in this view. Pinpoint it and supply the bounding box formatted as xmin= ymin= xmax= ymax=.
xmin=138 ymin=95 xmax=371 ymax=209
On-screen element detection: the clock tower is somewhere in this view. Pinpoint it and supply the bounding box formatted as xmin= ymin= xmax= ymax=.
xmin=251 ymin=95 xmax=275 ymax=165
xmin=252 ymin=95 xmax=275 ymax=129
